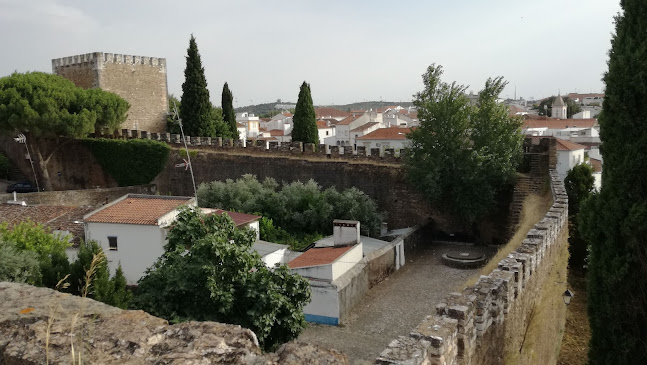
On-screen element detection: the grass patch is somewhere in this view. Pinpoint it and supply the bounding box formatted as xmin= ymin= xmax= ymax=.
xmin=557 ymin=271 xmax=590 ymax=365
xmin=507 ymin=228 xmax=569 ymax=364
xmin=462 ymin=190 xmax=554 ymax=288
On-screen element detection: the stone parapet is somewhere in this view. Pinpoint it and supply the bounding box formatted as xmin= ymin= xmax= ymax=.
xmin=375 ymin=169 xmax=567 ymax=364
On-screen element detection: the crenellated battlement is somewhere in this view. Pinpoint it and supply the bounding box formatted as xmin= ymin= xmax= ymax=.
xmin=51 ymin=52 xmax=166 ymax=70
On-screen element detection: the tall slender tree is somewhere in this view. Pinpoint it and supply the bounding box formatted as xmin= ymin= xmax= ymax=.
xmin=580 ymin=1 xmax=647 ymax=363
xmin=221 ymin=82 xmax=237 ymax=139
xmin=291 ymin=81 xmax=318 ymax=145
xmin=180 ymin=35 xmax=215 ymax=137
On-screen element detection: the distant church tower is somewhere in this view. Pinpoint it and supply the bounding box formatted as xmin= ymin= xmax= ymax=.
xmin=552 ymin=95 xmax=567 ymax=119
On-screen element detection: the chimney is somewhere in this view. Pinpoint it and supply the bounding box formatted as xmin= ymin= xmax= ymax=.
xmin=332 ymin=220 xmax=360 ymax=247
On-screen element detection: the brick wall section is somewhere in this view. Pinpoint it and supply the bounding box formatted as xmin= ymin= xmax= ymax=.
xmin=52 ymin=52 xmax=168 ymax=133
xmin=375 ymin=170 xmax=568 ymax=365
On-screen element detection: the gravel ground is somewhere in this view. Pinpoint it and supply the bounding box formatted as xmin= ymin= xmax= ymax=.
xmin=297 ymin=243 xmax=495 ymax=364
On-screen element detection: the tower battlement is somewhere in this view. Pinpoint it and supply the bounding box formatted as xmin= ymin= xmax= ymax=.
xmin=52 ymin=51 xmax=168 ymax=133
xmin=52 ymin=52 xmax=166 ymax=71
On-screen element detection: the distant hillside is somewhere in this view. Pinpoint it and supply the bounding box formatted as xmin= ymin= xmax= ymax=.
xmin=236 ymin=100 xmax=414 ymax=116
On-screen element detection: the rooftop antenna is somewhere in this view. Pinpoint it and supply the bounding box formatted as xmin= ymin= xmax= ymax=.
xmin=172 ymin=101 xmax=198 ymax=206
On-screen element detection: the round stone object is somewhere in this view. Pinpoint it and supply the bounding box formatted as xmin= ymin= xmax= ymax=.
xmin=442 ymin=250 xmax=486 ymax=268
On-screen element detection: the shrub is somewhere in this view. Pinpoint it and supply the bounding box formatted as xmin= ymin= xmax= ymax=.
xmin=84 ymin=138 xmax=170 ymax=186
xmin=0 ymin=238 xmax=40 ymax=284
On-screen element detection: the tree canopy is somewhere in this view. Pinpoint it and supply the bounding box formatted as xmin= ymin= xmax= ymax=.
xmin=291 ymin=81 xmax=318 ymax=145
xmin=534 ymin=96 xmax=582 ymax=118
xmin=221 ymin=82 xmax=237 ymax=139
xmin=0 ymin=72 xmax=129 ymax=137
xmin=180 ymin=35 xmax=215 ymax=137
xmin=133 ymin=207 xmax=311 ymax=350
xmin=580 ymin=1 xmax=647 ymax=363
xmin=564 ymin=163 xmax=595 ymax=271
xmin=405 ymin=64 xmax=523 ymax=224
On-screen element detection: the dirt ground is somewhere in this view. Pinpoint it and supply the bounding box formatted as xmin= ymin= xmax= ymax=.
xmin=297 ymin=243 xmax=494 ymax=364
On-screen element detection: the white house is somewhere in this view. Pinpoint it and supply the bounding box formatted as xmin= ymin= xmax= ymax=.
xmin=315 ymin=107 xmax=350 ymax=122
xmin=288 ymin=220 xmax=364 ymax=325
xmin=236 ymin=112 xmax=260 ymax=139
xmin=328 ymin=112 xmax=383 ymax=148
xmin=83 ymin=194 xmax=196 ymax=284
xmin=317 ymin=120 xmax=335 ymax=145
xmin=355 ymin=127 xmax=413 ymax=152
xmin=555 ymin=138 xmax=586 ymax=181
xmin=522 ymin=118 xmax=597 ymax=140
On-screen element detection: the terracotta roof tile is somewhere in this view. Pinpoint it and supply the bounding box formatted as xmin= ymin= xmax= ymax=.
xmin=288 ymin=246 xmax=353 ymax=269
xmin=590 ymin=158 xmax=602 ymax=173
xmin=85 ymin=195 xmax=193 ymax=225
xmin=350 ymin=122 xmax=379 ymax=132
xmin=356 ymin=127 xmax=413 ymax=140
xmin=0 ymin=204 xmax=93 ymax=245
xmin=316 ymin=121 xmax=330 ymax=129
xmin=337 ymin=114 xmax=365 ymax=126
xmin=555 ymin=138 xmax=586 ymax=151
xmin=269 ymin=130 xmax=286 ymax=136
xmin=315 ymin=107 xmax=350 ymax=119
xmin=203 ymin=209 xmax=261 ymax=226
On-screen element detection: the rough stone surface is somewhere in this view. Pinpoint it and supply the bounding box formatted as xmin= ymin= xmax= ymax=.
xmin=0 ymin=282 xmax=348 ymax=364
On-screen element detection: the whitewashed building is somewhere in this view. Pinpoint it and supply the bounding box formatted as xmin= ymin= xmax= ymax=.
xmin=355 ymin=127 xmax=413 ymax=152
xmin=83 ymin=195 xmax=196 ymax=284
xmin=555 ymin=138 xmax=586 ymax=181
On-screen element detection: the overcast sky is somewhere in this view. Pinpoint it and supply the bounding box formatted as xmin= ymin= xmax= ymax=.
xmin=0 ymin=0 xmax=620 ymax=107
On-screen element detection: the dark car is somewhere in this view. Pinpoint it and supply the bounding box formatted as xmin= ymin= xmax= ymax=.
xmin=5 ymin=181 xmax=38 ymax=193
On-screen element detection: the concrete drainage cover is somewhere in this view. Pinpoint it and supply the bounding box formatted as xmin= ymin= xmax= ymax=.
xmin=442 ymin=251 xmax=486 ymax=268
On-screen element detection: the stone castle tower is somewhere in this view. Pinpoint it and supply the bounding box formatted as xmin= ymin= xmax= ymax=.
xmin=52 ymin=52 xmax=168 ymax=133
xmin=552 ymin=95 xmax=567 ymax=119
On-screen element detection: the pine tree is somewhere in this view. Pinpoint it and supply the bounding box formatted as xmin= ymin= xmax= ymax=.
xmin=180 ymin=35 xmax=215 ymax=137
xmin=109 ymin=264 xmax=132 ymax=309
xmin=580 ymin=1 xmax=647 ymax=363
xmin=222 ymin=82 xmax=237 ymax=139
xmin=291 ymin=81 xmax=318 ymax=145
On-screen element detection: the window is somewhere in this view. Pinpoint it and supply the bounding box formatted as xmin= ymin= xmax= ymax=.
xmin=326 ymin=131 xmax=329 ymax=136
xmin=108 ymin=236 xmax=118 ymax=251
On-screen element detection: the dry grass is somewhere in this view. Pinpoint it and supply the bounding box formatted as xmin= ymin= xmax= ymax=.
xmin=462 ymin=190 xmax=554 ymax=288
xmin=508 ymin=228 xmax=569 ymax=364
xmin=557 ymin=272 xmax=590 ymax=365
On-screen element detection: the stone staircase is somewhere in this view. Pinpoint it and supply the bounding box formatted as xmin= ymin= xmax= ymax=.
xmin=508 ymin=154 xmax=548 ymax=237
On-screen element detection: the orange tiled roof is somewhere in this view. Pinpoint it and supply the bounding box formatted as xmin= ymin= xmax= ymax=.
xmin=269 ymin=130 xmax=286 ymax=136
xmin=0 ymin=204 xmax=93 ymax=245
xmin=336 ymin=113 xmax=365 ymax=126
xmin=288 ymin=246 xmax=353 ymax=269
xmin=522 ymin=118 xmax=596 ymax=129
xmin=590 ymin=158 xmax=602 ymax=173
xmin=316 ymin=121 xmax=330 ymax=129
xmin=315 ymin=107 xmax=350 ymax=119
xmin=85 ymin=195 xmax=193 ymax=225
xmin=350 ymin=122 xmax=379 ymax=133
xmin=356 ymin=127 xmax=413 ymax=140
xmin=555 ymin=138 xmax=586 ymax=151
xmin=203 ymin=209 xmax=261 ymax=226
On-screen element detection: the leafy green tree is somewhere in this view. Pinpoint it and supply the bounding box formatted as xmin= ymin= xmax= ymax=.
xmin=0 ymin=221 xmax=70 ymax=288
xmin=406 ymin=64 xmax=523 ymax=225
xmin=564 ymin=163 xmax=595 ymax=271
xmin=221 ymin=82 xmax=237 ymax=139
xmin=180 ymin=35 xmax=215 ymax=137
xmin=134 ymin=207 xmax=311 ymax=350
xmin=197 ymin=174 xmax=383 ymax=239
xmin=580 ymin=1 xmax=647 ymax=363
xmin=0 ymin=238 xmax=40 ymax=284
xmin=0 ymin=72 xmax=130 ymax=190
xmin=534 ymin=96 xmax=582 ymax=118
xmin=292 ymin=81 xmax=318 ymax=145
xmin=0 ymin=152 xmax=10 ymax=179
xmin=166 ymin=94 xmax=181 ymax=134
xmin=69 ymin=240 xmax=131 ymax=309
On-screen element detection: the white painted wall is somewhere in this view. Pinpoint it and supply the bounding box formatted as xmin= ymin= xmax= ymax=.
xmin=358 ymin=139 xmax=410 ymax=152
xmin=557 ymin=149 xmax=585 ymax=181
xmin=85 ymin=222 xmax=166 ymax=285
xmin=331 ymin=243 xmax=363 ymax=281
xmin=291 ymin=264 xmax=333 ymax=281
xmin=303 ymin=283 xmax=339 ymax=320
xmin=261 ymin=247 xmax=287 ymax=268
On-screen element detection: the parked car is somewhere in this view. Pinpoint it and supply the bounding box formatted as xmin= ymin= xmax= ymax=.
xmin=5 ymin=181 xmax=38 ymax=193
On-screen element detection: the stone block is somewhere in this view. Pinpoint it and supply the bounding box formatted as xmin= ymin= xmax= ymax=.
xmin=376 ymin=336 xmax=430 ymax=365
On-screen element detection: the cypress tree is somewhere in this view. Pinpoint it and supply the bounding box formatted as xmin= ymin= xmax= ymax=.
xmin=580 ymin=1 xmax=647 ymax=363
xmin=222 ymin=82 xmax=237 ymax=139
xmin=291 ymin=81 xmax=318 ymax=145
xmin=180 ymin=35 xmax=215 ymax=137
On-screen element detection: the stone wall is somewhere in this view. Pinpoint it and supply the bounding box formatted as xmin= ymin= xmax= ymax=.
xmin=376 ymin=170 xmax=568 ymax=365
xmin=52 ymin=52 xmax=168 ymax=133
xmin=0 ymin=185 xmax=155 ymax=207
xmin=0 ymin=282 xmax=348 ymax=364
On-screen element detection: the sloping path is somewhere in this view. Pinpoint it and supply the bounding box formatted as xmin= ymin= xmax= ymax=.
xmin=297 ymin=243 xmax=493 ymax=364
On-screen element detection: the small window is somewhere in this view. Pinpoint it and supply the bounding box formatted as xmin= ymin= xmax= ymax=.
xmin=108 ymin=236 xmax=118 ymax=251
xmin=326 ymin=131 xmax=329 ymax=136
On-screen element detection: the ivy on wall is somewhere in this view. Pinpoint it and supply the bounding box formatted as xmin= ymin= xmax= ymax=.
xmin=83 ymin=139 xmax=170 ymax=186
